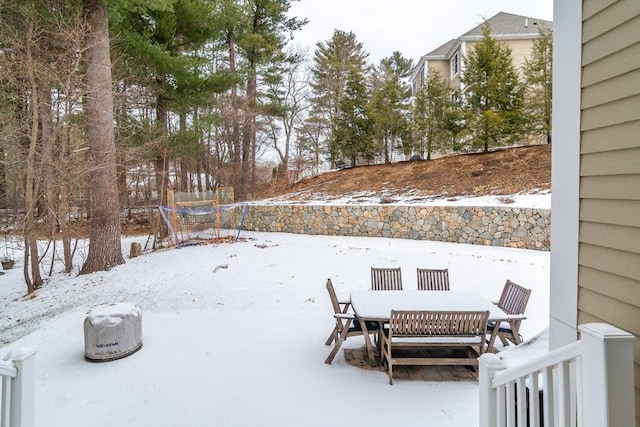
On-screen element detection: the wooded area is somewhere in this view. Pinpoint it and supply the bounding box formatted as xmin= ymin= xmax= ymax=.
xmin=0 ymin=0 xmax=552 ymax=290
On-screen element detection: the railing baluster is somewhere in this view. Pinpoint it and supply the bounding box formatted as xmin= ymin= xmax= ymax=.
xmin=1 ymin=358 xmax=18 ymax=427
xmin=505 ymin=380 xmax=516 ymax=426
xmin=528 ymin=371 xmax=541 ymax=427
xmin=556 ymin=360 xmax=572 ymax=426
xmin=1 ymin=376 xmax=12 ymax=427
xmin=496 ymin=384 xmax=506 ymax=427
xmin=516 ymin=377 xmax=527 ymax=426
xmin=542 ymin=366 xmax=554 ymax=427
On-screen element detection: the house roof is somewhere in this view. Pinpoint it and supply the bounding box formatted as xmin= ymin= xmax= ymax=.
xmin=410 ymin=11 xmax=552 ymax=82
xmin=460 ymin=12 xmax=552 ymax=40
xmin=425 ymin=39 xmax=458 ymax=59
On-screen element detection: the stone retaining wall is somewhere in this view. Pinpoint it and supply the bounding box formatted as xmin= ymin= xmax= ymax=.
xmin=241 ymin=204 xmax=551 ymax=251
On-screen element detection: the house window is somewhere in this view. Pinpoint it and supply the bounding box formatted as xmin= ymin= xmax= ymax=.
xmin=450 ymin=93 xmax=458 ymax=108
xmin=450 ymin=53 xmax=459 ymax=78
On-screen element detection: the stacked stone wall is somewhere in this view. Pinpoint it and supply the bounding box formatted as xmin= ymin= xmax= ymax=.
xmin=240 ymin=204 xmax=551 ymax=251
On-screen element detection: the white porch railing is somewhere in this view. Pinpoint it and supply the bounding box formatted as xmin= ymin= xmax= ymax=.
xmin=0 ymin=348 xmax=36 ymax=427
xmin=479 ymin=323 xmax=635 ymax=427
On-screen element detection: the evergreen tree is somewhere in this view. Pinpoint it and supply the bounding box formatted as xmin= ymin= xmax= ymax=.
xmin=461 ymin=24 xmax=524 ymax=152
xmin=334 ymin=69 xmax=374 ymax=166
xmin=112 ymin=0 xmax=228 ymax=209
xmin=235 ymin=0 xmax=305 ymax=197
xmin=369 ymin=51 xmax=413 ymax=163
xmin=411 ymin=67 xmax=449 ymax=160
xmin=522 ymin=26 xmax=553 ymax=144
xmin=440 ymin=88 xmax=468 ymax=152
xmin=309 ymin=30 xmax=368 ymax=164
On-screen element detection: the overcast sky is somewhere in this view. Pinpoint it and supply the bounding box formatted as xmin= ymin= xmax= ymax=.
xmin=287 ymin=0 xmax=554 ymax=65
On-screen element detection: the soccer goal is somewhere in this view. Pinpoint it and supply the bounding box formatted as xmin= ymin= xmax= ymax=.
xmin=158 ymin=187 xmax=248 ymax=247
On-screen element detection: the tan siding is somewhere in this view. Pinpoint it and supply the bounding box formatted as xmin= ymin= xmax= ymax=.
xmin=581 ymin=70 xmax=640 ymax=109
xmin=579 ymin=243 xmax=640 ymax=281
xmin=583 ymin=16 xmax=640 ymax=65
xmin=582 ymin=0 xmax=617 ymax=20
xmin=505 ymin=39 xmax=535 ymax=71
xmin=580 ymin=221 xmax=640 ymax=253
xmin=581 ymin=94 xmax=640 ymax=130
xmin=582 ymin=43 xmax=640 ymax=87
xmin=579 ymin=287 xmax=640 ymax=334
xmin=583 ymin=0 xmax=640 ymax=42
xmin=582 ymin=121 xmax=640 ymax=153
xmin=580 ymin=199 xmax=640 ymax=227
xmin=581 ymin=174 xmax=640 ymax=200
xmin=579 ymin=1 xmax=640 ymax=410
xmin=426 ymin=60 xmax=450 ymax=84
xmin=580 ymin=147 xmax=640 ymax=175
xmin=579 ymin=265 xmax=640 ymax=307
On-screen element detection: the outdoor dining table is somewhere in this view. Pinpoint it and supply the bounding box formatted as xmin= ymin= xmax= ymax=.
xmin=349 ymin=290 xmax=524 ymax=366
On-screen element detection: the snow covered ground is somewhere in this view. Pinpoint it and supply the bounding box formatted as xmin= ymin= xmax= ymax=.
xmin=0 ymin=194 xmax=551 ymax=427
xmin=256 ymin=189 xmax=552 ymax=208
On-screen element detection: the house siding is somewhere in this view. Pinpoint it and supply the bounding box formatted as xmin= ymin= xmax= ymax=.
xmin=505 ymin=39 xmax=536 ymax=70
xmin=579 ymin=0 xmax=640 ymax=420
xmin=427 ymin=60 xmax=449 ymax=84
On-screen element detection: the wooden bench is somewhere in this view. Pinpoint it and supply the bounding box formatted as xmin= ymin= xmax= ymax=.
xmin=380 ymin=310 xmax=489 ymax=384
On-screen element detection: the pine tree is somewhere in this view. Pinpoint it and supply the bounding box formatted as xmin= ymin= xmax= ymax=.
xmin=462 ymin=24 xmax=525 ymax=152
xmin=334 ymin=69 xmax=374 ymax=166
xmin=309 ymin=30 xmax=369 ymax=165
xmin=369 ymin=51 xmax=413 ymax=163
xmin=112 ymin=0 xmax=229 ymax=209
xmin=411 ymin=67 xmax=449 ymax=160
xmin=523 ymin=26 xmax=553 ymax=144
xmin=234 ymin=0 xmax=306 ymax=197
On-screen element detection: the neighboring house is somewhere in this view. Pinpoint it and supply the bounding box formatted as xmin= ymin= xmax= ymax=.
xmin=551 ymin=0 xmax=639 ymax=423
xmin=409 ymin=12 xmax=552 ymax=98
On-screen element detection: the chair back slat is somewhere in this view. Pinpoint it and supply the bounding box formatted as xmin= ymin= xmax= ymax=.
xmin=371 ymin=267 xmax=403 ymax=291
xmin=389 ymin=310 xmax=489 ymax=336
xmin=416 ymin=268 xmax=450 ymax=290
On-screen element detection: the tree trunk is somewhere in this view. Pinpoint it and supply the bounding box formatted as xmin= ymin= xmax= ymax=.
xmin=80 ymin=0 xmax=124 ymax=274
xmin=228 ymin=32 xmax=242 ymax=198
xmin=22 ymin=22 xmax=43 ymax=293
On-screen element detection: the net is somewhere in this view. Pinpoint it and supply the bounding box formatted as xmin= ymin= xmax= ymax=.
xmin=159 ymin=187 xmax=247 ymax=247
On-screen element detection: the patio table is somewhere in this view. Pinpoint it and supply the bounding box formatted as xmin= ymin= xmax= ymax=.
xmin=350 ymin=290 xmax=524 ymax=366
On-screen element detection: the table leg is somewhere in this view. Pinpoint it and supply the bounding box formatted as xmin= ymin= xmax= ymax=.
xmin=487 ymin=322 xmax=501 ymax=353
xmin=509 ymin=321 xmax=522 ymax=345
xmin=359 ymin=320 xmax=377 ymax=366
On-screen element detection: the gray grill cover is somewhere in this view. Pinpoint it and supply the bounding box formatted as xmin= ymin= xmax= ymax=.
xmin=84 ymin=302 xmax=142 ymax=362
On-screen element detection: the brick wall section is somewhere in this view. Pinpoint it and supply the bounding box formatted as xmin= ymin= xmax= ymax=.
xmin=240 ymin=204 xmax=551 ymax=251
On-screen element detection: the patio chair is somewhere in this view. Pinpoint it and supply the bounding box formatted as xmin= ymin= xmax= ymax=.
xmin=370 ymin=267 xmax=403 ymax=291
xmin=325 ymin=280 xmax=351 ymax=346
xmin=325 ymin=279 xmax=379 ymax=364
xmin=487 ymin=280 xmax=532 ymax=348
xmin=416 ymin=268 xmax=450 ymax=290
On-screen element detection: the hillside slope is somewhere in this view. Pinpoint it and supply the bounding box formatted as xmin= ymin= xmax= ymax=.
xmin=255 ymin=144 xmax=551 ymax=204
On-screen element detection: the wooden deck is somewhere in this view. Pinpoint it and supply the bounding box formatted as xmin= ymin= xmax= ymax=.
xmin=343 ymin=346 xmax=479 ymax=381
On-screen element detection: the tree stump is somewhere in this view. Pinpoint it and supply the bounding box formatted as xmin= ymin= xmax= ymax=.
xmin=129 ymin=242 xmax=142 ymax=258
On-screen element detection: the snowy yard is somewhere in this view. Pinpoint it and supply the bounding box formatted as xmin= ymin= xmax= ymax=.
xmin=1 ymin=226 xmax=550 ymax=427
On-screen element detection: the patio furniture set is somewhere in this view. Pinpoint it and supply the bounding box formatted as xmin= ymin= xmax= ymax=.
xmin=324 ymin=267 xmax=532 ymax=385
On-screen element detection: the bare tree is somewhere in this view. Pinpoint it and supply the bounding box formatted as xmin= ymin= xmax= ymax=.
xmin=264 ymin=48 xmax=311 ymax=178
